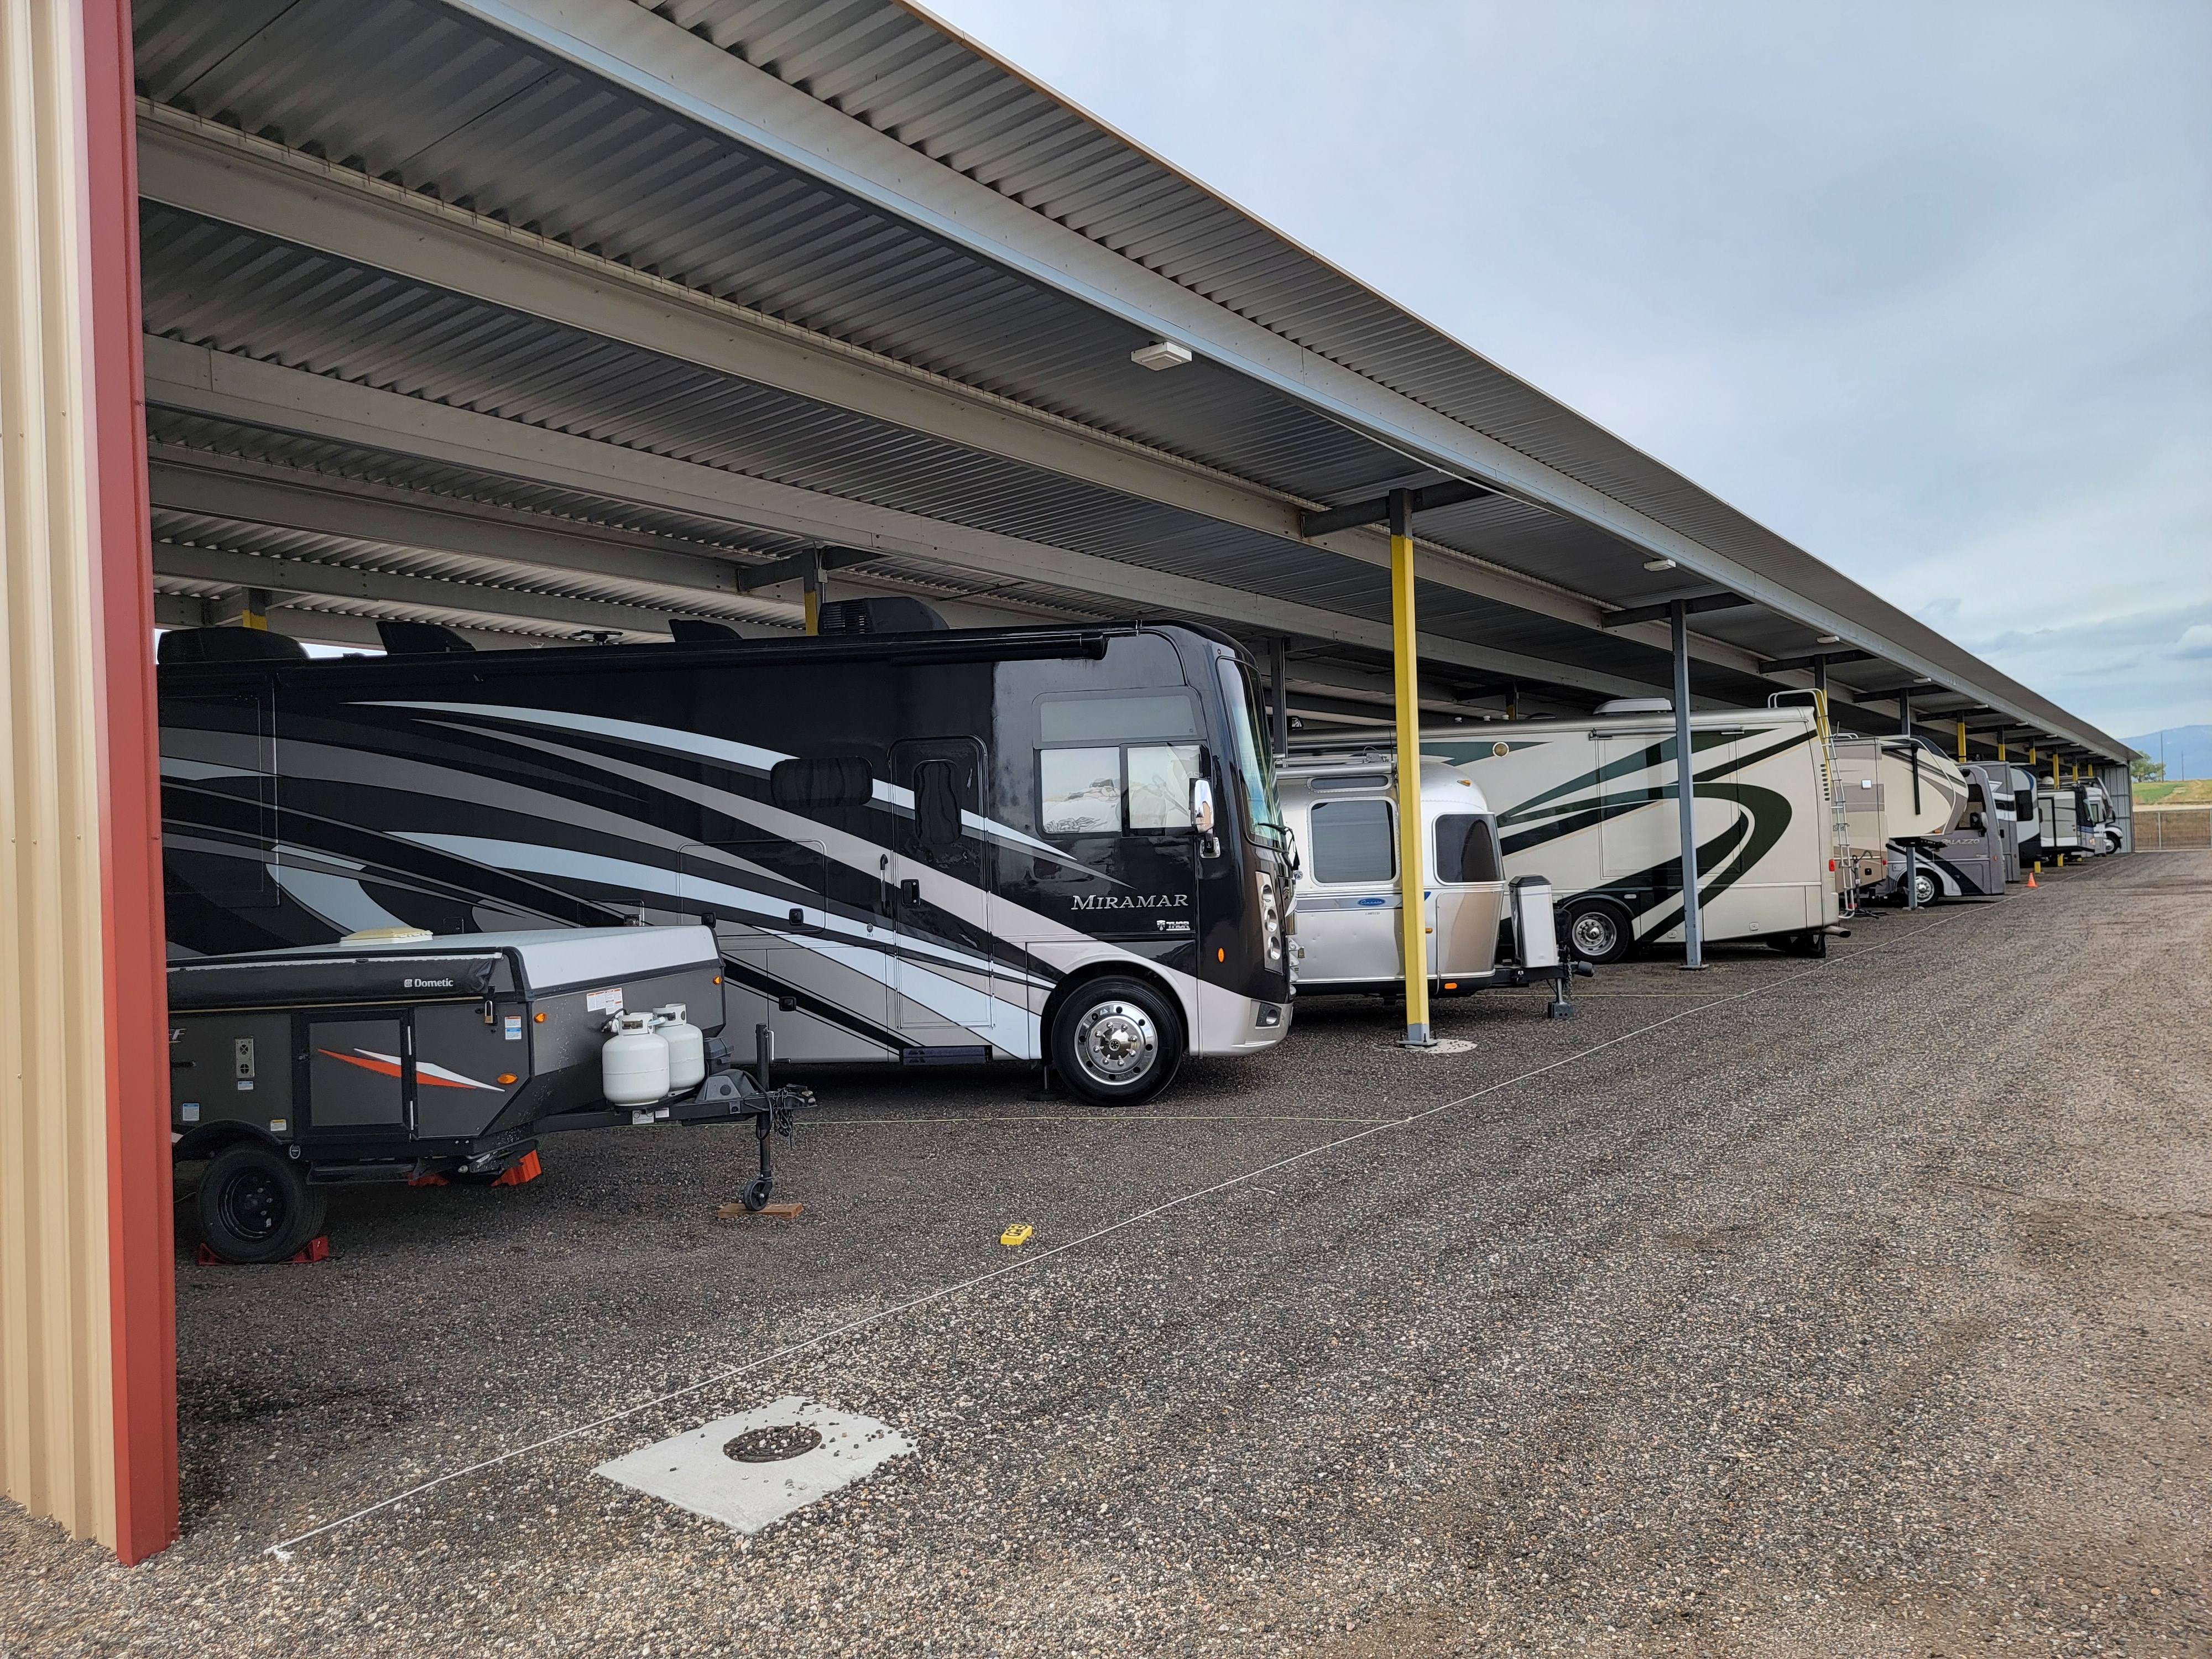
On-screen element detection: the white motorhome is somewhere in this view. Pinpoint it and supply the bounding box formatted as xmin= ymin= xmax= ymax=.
xmin=2038 ymin=782 xmax=2083 ymax=859
xmin=1885 ymin=762 xmax=2008 ymax=904
xmin=2008 ymin=765 xmax=2042 ymax=867
xmin=1277 ymin=754 xmax=1511 ymax=994
xmin=1319 ymin=701 xmax=1847 ymax=963
xmin=1831 ymin=736 xmax=1971 ymax=900
xmin=2078 ymin=779 xmax=2123 ymax=853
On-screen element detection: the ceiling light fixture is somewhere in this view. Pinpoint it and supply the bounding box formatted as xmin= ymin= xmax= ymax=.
xmin=1815 ymin=633 xmax=1841 ymax=645
xmin=1642 ymin=557 xmax=1677 ymax=572
xmin=1130 ymin=340 xmax=1193 ymax=371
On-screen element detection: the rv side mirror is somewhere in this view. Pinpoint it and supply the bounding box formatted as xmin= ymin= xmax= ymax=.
xmin=1190 ymin=778 xmax=1216 ymax=835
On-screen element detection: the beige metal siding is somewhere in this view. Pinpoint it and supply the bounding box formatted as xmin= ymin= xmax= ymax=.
xmin=1 ymin=0 xmax=118 ymax=1546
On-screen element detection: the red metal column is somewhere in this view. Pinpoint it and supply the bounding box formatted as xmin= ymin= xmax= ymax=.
xmin=82 ymin=0 xmax=179 ymax=1563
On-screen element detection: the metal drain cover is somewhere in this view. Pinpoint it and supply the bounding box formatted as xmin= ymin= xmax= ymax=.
xmin=594 ymin=1396 xmax=914 ymax=1535
xmin=726 ymin=1423 xmax=822 ymax=1462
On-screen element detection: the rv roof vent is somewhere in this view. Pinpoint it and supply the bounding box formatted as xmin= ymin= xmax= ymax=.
xmin=816 ymin=597 xmax=948 ymax=635
xmin=375 ymin=619 xmax=475 ymax=655
xmin=156 ymin=627 xmax=309 ymax=665
xmin=1594 ymin=697 xmax=1673 ymax=715
xmin=341 ymin=926 xmax=435 ymax=945
xmin=669 ymin=618 xmax=744 ymax=643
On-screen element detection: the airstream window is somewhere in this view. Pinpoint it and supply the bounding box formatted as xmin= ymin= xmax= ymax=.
xmin=1433 ymin=813 xmax=1501 ymax=883
xmin=1309 ymin=799 xmax=1395 ymax=884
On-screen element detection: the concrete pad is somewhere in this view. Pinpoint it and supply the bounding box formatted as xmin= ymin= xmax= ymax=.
xmin=592 ymin=1396 xmax=914 ymax=1535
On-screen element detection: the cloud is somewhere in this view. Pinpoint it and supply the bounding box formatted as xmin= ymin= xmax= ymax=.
xmin=2177 ymin=624 xmax=2212 ymax=661
xmin=930 ymin=0 xmax=2211 ymax=743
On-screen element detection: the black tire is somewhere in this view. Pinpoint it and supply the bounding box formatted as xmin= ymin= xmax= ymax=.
xmin=742 ymin=1176 xmax=774 ymax=1213
xmin=1897 ymin=869 xmax=1939 ymax=908
xmin=1559 ymin=899 xmax=1632 ymax=966
xmin=197 ymin=1142 xmax=327 ymax=1265
xmin=1048 ymin=975 xmax=1183 ymax=1108
xmin=1772 ymin=930 xmax=1828 ymax=958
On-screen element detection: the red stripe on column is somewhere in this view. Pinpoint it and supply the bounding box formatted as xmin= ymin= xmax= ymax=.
xmin=84 ymin=0 xmax=180 ymax=1563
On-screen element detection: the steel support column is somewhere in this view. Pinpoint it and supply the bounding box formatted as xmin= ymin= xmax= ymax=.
xmin=1671 ymin=600 xmax=1704 ymax=969
xmin=1268 ymin=636 xmax=1290 ymax=758
xmin=1390 ymin=490 xmax=1433 ymax=1045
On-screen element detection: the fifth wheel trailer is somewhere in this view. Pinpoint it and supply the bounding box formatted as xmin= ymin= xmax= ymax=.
xmin=1306 ymin=702 xmax=1849 ymax=963
xmin=156 ymin=616 xmax=1293 ymax=1107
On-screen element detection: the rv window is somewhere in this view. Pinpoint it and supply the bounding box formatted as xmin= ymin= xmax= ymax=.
xmin=1037 ymin=692 xmax=1202 ymax=744
xmin=770 ymin=755 xmax=874 ymax=811
xmin=1040 ymin=748 xmax=1122 ymax=836
xmin=913 ymin=760 xmax=964 ymax=847
xmin=1309 ymin=799 xmax=1395 ymax=884
xmin=1127 ymin=744 xmax=1202 ymax=830
xmin=1311 ymin=774 xmax=1390 ymax=792
xmin=1433 ymin=813 xmax=1501 ymax=884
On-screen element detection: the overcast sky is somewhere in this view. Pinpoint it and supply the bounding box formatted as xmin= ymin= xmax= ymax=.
xmin=928 ymin=0 xmax=2211 ymax=745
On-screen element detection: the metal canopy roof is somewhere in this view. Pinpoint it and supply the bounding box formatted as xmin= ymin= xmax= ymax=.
xmin=126 ymin=0 xmax=2128 ymax=761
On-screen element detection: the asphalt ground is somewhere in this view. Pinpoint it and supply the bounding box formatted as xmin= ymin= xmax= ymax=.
xmin=4 ymin=851 xmax=2206 ymax=1657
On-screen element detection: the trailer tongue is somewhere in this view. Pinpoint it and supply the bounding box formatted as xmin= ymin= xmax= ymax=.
xmin=169 ymin=925 xmax=814 ymax=1261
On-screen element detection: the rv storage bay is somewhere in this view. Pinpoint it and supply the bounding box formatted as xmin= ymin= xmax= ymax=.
xmin=4 ymin=860 xmax=2205 ymax=1657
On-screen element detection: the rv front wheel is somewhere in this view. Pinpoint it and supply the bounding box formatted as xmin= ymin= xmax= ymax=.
xmin=1561 ymin=900 xmax=1631 ymax=966
xmin=197 ymin=1141 xmax=327 ymax=1265
xmin=1052 ymin=977 xmax=1182 ymax=1108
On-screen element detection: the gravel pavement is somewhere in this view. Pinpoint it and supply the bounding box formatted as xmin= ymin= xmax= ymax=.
xmin=3 ymin=851 xmax=2206 ymax=1657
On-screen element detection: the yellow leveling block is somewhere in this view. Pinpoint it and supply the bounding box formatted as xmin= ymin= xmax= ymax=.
xmin=999 ymin=1223 xmax=1034 ymax=1248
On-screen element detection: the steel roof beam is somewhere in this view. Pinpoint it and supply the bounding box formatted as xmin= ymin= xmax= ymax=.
xmin=151 ymin=589 xmax=567 ymax=651
xmin=1760 ymin=649 xmax=1876 ymax=675
xmin=151 ymin=542 xmax=703 ymax=639
xmin=413 ymin=0 xmax=2126 ymax=760
xmin=147 ymin=447 xmax=760 ymax=595
xmin=143 ymin=335 xmax=1660 ymax=699
xmin=1601 ymin=592 xmax=1753 ymax=629
xmin=1298 ymin=479 xmax=1493 ymax=538
xmin=133 ymin=107 xmax=1768 ymax=682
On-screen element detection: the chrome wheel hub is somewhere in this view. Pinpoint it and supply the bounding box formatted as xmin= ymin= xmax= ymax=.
xmin=1074 ymin=1000 xmax=1157 ymax=1085
xmin=1569 ymin=912 xmax=1616 ymax=958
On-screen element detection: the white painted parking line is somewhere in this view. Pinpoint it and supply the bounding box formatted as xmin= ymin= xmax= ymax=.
xmin=593 ymin=1397 xmax=915 ymax=1535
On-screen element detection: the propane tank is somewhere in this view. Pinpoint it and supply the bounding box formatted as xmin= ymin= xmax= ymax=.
xmin=601 ymin=1011 xmax=670 ymax=1107
xmin=653 ymin=1003 xmax=705 ymax=1092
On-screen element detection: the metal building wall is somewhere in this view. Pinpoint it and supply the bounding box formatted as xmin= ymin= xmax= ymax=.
xmin=0 ymin=0 xmax=176 ymax=1559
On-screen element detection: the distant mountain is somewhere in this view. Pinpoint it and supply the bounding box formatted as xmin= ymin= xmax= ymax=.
xmin=2125 ymin=725 xmax=2212 ymax=779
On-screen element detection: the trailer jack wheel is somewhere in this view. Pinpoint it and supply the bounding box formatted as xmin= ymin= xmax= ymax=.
xmin=741 ymin=1176 xmax=774 ymax=1213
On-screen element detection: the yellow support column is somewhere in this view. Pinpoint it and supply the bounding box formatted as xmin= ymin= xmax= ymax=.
xmin=1389 ymin=489 xmax=1432 ymax=1047
xmin=1956 ymin=719 xmax=1966 ymax=762
xmin=802 ymin=551 xmax=822 ymax=636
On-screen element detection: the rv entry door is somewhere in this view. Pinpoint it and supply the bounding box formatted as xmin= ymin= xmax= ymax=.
xmin=886 ymin=738 xmax=996 ymax=1051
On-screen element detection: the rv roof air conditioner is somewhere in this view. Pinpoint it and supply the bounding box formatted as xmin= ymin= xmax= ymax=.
xmin=815 ymin=597 xmax=948 ymax=635
xmin=1594 ymin=697 xmax=1673 ymax=716
xmin=375 ymin=620 xmax=476 ymax=655
xmin=156 ymin=627 xmax=309 ymax=665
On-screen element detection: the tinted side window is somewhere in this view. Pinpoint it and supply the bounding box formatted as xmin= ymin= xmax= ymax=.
xmin=1434 ymin=813 xmax=1500 ymax=883
xmin=1310 ymin=799 xmax=1395 ymax=884
xmin=770 ymin=756 xmax=873 ymax=811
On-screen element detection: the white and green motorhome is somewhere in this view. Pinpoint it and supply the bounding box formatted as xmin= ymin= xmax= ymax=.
xmin=1302 ymin=700 xmax=1848 ymax=963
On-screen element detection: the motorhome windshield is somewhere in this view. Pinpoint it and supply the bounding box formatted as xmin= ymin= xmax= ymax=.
xmin=1217 ymin=659 xmax=1285 ymax=847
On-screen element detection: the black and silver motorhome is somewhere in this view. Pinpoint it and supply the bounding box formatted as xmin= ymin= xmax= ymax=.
xmin=2008 ymin=765 xmax=2042 ymax=867
xmin=158 ymin=619 xmax=1294 ymax=1106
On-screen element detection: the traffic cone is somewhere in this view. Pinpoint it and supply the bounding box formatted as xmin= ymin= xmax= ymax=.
xmin=2026 ymin=872 xmax=2037 ymax=888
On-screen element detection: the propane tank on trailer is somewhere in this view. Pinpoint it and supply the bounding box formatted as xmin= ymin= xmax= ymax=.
xmin=601 ymin=1010 xmax=670 ymax=1107
xmin=653 ymin=1004 xmax=705 ymax=1092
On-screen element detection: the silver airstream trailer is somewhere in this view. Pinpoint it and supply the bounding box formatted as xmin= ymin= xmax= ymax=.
xmin=1279 ymin=753 xmax=1581 ymax=1008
